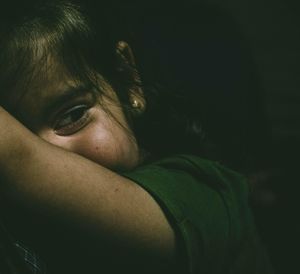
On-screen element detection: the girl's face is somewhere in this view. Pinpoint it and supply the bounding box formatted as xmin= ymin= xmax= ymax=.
xmin=10 ymin=68 xmax=141 ymax=171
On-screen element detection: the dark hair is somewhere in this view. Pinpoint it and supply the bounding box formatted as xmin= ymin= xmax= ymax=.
xmin=0 ymin=0 xmax=210 ymax=161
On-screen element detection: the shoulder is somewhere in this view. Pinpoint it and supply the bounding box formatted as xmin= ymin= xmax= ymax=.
xmin=122 ymin=155 xmax=267 ymax=273
xmin=122 ymin=154 xmax=249 ymax=209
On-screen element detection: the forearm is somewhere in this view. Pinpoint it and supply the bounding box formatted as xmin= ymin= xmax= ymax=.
xmin=0 ymin=107 xmax=115 ymax=213
xmin=0 ymin=107 xmax=177 ymax=264
xmin=0 ymin=107 xmax=135 ymax=232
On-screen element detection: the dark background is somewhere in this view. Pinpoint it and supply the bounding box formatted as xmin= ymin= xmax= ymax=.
xmin=191 ymin=2 xmax=300 ymax=273
xmin=186 ymin=1 xmax=300 ymax=273
xmin=125 ymin=0 xmax=300 ymax=273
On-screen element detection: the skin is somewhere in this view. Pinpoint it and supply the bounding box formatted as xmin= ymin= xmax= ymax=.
xmin=0 ymin=42 xmax=179 ymax=273
xmin=7 ymin=41 xmax=146 ymax=171
xmin=15 ymin=74 xmax=141 ymax=171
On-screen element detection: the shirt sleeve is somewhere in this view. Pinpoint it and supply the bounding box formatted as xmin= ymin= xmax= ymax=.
xmin=121 ymin=155 xmax=272 ymax=274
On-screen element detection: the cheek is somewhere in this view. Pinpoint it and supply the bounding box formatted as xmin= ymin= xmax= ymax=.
xmin=70 ymin=124 xmax=119 ymax=167
xmin=75 ymin=123 xmax=140 ymax=170
xmin=39 ymin=119 xmax=139 ymax=170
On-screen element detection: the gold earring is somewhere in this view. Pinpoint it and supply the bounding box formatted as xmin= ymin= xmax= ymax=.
xmin=131 ymin=99 xmax=141 ymax=109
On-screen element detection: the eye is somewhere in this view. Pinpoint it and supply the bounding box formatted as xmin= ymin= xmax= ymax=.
xmin=53 ymin=105 xmax=91 ymax=136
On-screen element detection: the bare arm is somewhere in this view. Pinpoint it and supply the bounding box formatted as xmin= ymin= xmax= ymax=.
xmin=0 ymin=107 xmax=178 ymax=271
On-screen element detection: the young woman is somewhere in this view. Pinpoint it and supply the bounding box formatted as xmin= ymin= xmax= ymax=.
xmin=0 ymin=0 xmax=272 ymax=273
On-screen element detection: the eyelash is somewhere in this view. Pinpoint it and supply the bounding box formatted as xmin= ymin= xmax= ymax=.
xmin=53 ymin=105 xmax=91 ymax=136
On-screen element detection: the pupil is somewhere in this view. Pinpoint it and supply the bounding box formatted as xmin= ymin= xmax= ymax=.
xmin=71 ymin=108 xmax=84 ymax=121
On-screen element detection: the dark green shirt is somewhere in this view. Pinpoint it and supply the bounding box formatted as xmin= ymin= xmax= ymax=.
xmin=123 ymin=155 xmax=272 ymax=274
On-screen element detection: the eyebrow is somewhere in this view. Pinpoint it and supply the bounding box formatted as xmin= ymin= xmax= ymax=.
xmin=42 ymin=83 xmax=93 ymax=119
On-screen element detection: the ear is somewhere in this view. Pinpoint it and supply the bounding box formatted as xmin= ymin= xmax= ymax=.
xmin=116 ymin=41 xmax=137 ymax=69
xmin=115 ymin=41 xmax=141 ymax=84
xmin=115 ymin=41 xmax=146 ymax=114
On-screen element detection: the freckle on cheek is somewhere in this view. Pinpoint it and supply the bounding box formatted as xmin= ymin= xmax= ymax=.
xmin=95 ymin=146 xmax=99 ymax=150
xmin=114 ymin=188 xmax=119 ymax=193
